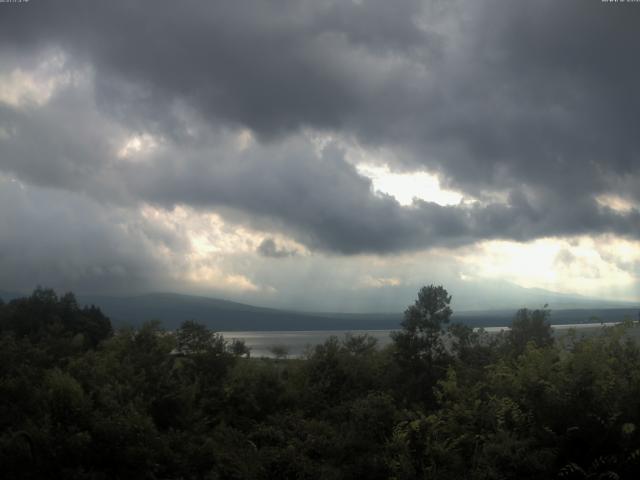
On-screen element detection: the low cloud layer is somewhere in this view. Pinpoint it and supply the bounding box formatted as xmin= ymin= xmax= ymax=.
xmin=0 ymin=176 xmax=184 ymax=293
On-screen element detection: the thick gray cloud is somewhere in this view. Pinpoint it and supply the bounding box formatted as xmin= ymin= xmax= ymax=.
xmin=0 ymin=0 xmax=431 ymax=137
xmin=257 ymin=238 xmax=297 ymax=258
xmin=0 ymin=176 xmax=189 ymax=293
xmin=0 ymin=0 xmax=639 ymax=258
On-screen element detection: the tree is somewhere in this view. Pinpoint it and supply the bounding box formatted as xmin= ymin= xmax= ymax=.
xmin=175 ymin=320 xmax=225 ymax=355
xmin=343 ymin=333 xmax=378 ymax=356
xmin=229 ymin=338 xmax=251 ymax=358
xmin=392 ymin=285 xmax=452 ymax=362
xmin=0 ymin=288 xmax=112 ymax=352
xmin=391 ymin=285 xmax=453 ymax=404
xmin=508 ymin=307 xmax=553 ymax=355
xmin=269 ymin=344 xmax=290 ymax=360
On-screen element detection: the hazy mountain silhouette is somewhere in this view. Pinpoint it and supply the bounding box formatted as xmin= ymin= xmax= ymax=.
xmin=1 ymin=289 xmax=637 ymax=331
xmin=78 ymin=292 xmax=639 ymax=331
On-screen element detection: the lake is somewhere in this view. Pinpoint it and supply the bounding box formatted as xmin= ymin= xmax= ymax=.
xmin=220 ymin=322 xmax=630 ymax=358
xmin=219 ymin=329 xmax=396 ymax=358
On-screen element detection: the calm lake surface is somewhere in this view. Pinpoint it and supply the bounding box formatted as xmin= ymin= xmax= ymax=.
xmin=219 ymin=329 xmax=395 ymax=358
xmin=220 ymin=322 xmax=628 ymax=358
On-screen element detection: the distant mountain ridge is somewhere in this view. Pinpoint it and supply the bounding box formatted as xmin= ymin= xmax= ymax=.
xmin=1 ymin=290 xmax=638 ymax=331
xmin=76 ymin=292 xmax=403 ymax=331
xmin=68 ymin=292 xmax=640 ymax=331
xmin=449 ymin=280 xmax=639 ymax=311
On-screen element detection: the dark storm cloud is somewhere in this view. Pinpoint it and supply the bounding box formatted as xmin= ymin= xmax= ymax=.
xmin=257 ymin=238 xmax=297 ymax=258
xmin=0 ymin=0 xmax=431 ymax=138
xmin=0 ymin=88 xmax=123 ymax=199
xmin=409 ymin=0 xmax=640 ymax=196
xmin=0 ymin=177 xmax=190 ymax=293
xmin=1 ymin=0 xmax=639 ymax=256
xmin=3 ymin=86 xmax=639 ymax=255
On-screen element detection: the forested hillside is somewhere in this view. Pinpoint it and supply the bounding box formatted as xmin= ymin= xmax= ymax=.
xmin=2 ymin=286 xmax=640 ymax=479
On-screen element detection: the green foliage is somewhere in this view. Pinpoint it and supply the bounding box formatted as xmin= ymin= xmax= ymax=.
xmin=391 ymin=284 xmax=453 ymax=405
xmin=229 ymin=338 xmax=251 ymax=358
xmin=176 ymin=319 xmax=225 ymax=355
xmin=2 ymin=287 xmax=640 ymax=479
xmin=0 ymin=287 xmax=112 ymax=354
xmin=508 ymin=307 xmax=554 ymax=355
xmin=269 ymin=344 xmax=290 ymax=360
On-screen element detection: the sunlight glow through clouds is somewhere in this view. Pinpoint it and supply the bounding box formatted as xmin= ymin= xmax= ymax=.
xmin=356 ymin=163 xmax=465 ymax=206
xmin=235 ymin=128 xmax=254 ymax=152
xmin=456 ymin=236 xmax=640 ymax=301
xmin=308 ymin=132 xmax=468 ymax=207
xmin=359 ymin=275 xmax=402 ymax=288
xmin=0 ymin=51 xmax=77 ymax=108
xmin=595 ymin=194 xmax=638 ymax=213
xmin=139 ymin=205 xmax=305 ymax=293
xmin=186 ymin=264 xmax=260 ymax=292
xmin=116 ymin=133 xmax=160 ymax=160
xmin=139 ymin=203 xmax=639 ymax=302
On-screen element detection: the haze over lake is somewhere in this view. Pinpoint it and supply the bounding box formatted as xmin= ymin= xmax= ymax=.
xmin=221 ymin=322 xmax=635 ymax=358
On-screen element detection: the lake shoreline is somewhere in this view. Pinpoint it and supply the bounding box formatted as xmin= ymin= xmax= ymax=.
xmin=220 ymin=321 xmax=638 ymax=358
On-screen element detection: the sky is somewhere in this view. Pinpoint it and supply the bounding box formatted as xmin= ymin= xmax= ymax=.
xmin=0 ymin=0 xmax=639 ymax=312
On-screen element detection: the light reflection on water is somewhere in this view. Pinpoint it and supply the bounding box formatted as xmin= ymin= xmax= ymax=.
xmin=481 ymin=321 xmax=623 ymax=333
xmin=220 ymin=322 xmax=629 ymax=358
xmin=219 ymin=330 xmax=395 ymax=358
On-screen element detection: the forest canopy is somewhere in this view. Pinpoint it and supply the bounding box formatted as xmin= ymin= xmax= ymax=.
xmin=1 ymin=286 xmax=640 ymax=479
